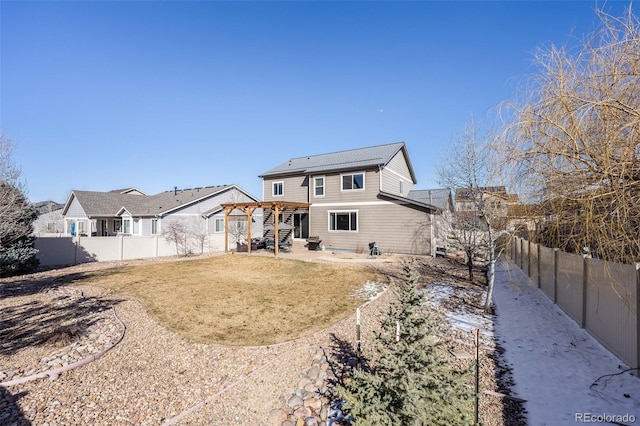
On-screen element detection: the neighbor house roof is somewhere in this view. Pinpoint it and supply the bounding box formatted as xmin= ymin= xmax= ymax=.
xmin=63 ymin=185 xmax=240 ymax=218
xmin=407 ymin=189 xmax=453 ymax=211
xmin=259 ymin=142 xmax=417 ymax=183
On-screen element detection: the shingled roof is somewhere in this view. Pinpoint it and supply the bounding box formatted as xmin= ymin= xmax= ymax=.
xmin=63 ymin=185 xmax=234 ymax=218
xmin=407 ymin=188 xmax=453 ymax=211
xmin=259 ymin=142 xmax=416 ymax=182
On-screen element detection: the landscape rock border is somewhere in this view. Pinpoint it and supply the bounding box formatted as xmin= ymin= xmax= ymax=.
xmin=0 ymin=288 xmax=126 ymax=388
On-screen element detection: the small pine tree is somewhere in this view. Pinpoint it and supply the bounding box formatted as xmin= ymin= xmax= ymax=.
xmin=337 ymin=258 xmax=474 ymax=426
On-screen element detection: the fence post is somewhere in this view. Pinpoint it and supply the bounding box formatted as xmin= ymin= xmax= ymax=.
xmin=553 ymin=248 xmax=559 ymax=304
xmin=581 ymin=255 xmax=588 ymax=329
xmin=537 ymin=243 xmax=541 ymax=288
xmin=528 ymin=239 xmax=532 ymax=278
xmin=520 ymin=238 xmax=524 ymax=269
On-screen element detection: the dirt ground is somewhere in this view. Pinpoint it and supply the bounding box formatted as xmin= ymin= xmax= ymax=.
xmin=0 ymin=245 xmax=526 ymax=425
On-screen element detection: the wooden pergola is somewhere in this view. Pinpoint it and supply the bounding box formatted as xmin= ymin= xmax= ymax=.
xmin=219 ymin=201 xmax=310 ymax=257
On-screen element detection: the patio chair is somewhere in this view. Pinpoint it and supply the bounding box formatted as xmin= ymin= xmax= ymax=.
xmin=264 ymin=238 xmax=275 ymax=252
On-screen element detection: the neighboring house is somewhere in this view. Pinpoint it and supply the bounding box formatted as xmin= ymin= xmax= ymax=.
xmin=32 ymin=200 xmax=65 ymax=235
xmin=506 ymin=203 xmax=545 ymax=235
xmin=455 ymin=186 xmax=518 ymax=230
xmin=259 ymin=142 xmax=443 ymax=255
xmin=407 ymin=188 xmax=455 ymax=251
xmin=61 ymin=185 xmax=261 ymax=250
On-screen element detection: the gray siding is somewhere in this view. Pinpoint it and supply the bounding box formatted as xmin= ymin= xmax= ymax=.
xmin=263 ymin=176 xmax=309 ymax=202
xmin=65 ymin=196 xmax=88 ymax=218
xmin=308 ymin=200 xmax=433 ymax=255
xmin=312 ymin=169 xmax=380 ymax=204
xmin=381 ymin=151 xmax=415 ymax=196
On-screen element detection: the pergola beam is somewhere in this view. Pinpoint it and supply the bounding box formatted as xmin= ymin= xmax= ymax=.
xmin=220 ymin=201 xmax=310 ymax=257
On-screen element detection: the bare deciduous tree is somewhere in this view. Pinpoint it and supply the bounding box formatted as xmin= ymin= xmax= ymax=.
xmin=162 ymin=221 xmax=188 ymax=257
xmin=502 ymin=6 xmax=640 ymax=263
xmin=188 ymin=216 xmax=209 ymax=255
xmin=438 ymin=120 xmax=504 ymax=312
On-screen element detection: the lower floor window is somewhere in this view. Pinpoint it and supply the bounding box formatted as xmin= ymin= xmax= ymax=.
xmin=151 ymin=219 xmax=159 ymax=235
xmin=329 ymin=211 xmax=358 ymax=231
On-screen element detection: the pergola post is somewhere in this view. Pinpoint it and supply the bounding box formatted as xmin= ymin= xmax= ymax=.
xmin=274 ymin=205 xmax=280 ymax=257
xmin=219 ymin=201 xmax=309 ymax=257
xmin=224 ymin=207 xmax=231 ymax=253
xmin=246 ymin=207 xmax=255 ymax=254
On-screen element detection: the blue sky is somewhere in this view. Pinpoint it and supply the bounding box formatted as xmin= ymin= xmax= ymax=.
xmin=1 ymin=1 xmax=632 ymax=203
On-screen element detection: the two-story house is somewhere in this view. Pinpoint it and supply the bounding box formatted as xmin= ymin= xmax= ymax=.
xmin=259 ymin=142 xmax=443 ymax=255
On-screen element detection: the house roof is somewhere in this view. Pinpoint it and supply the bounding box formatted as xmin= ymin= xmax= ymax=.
xmin=378 ymin=191 xmax=440 ymax=212
xmin=407 ymin=189 xmax=453 ymax=211
xmin=455 ymin=186 xmax=519 ymax=203
xmin=259 ymin=142 xmax=417 ymax=182
xmin=63 ymin=185 xmax=242 ymax=218
xmin=34 ymin=200 xmax=64 ymax=215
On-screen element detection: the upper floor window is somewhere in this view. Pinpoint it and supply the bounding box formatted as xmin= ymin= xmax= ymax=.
xmin=314 ymin=177 xmax=325 ymax=197
xmin=273 ymin=181 xmax=284 ymax=197
xmin=342 ymin=173 xmax=364 ymax=191
xmin=399 ymin=180 xmax=404 ymax=194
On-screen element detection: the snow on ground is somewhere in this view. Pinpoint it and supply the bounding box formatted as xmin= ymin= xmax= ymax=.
xmin=350 ymin=280 xmax=387 ymax=302
xmin=493 ymin=258 xmax=640 ymax=425
xmin=427 ymin=282 xmax=493 ymax=338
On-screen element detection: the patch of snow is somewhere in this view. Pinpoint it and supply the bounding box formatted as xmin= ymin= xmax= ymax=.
xmin=493 ymin=258 xmax=640 ymax=425
xmin=350 ymin=281 xmax=387 ymax=301
xmin=425 ymin=284 xmax=493 ymax=338
xmin=425 ymin=283 xmax=454 ymax=304
xmin=446 ymin=311 xmax=493 ymax=337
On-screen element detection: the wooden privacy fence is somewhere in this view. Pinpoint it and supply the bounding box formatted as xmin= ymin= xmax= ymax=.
xmin=510 ymin=237 xmax=639 ymax=373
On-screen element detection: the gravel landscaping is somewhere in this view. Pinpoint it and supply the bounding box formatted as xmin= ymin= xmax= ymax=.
xmin=0 ymin=251 xmax=524 ymax=425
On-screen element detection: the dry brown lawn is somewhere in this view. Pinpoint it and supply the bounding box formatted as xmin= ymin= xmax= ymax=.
xmin=74 ymin=255 xmax=385 ymax=346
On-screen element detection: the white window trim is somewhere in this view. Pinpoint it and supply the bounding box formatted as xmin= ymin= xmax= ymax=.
xmin=272 ymin=181 xmax=284 ymax=197
xmin=328 ymin=210 xmax=359 ymax=232
xmin=214 ymin=217 xmax=225 ymax=233
xmin=123 ymin=218 xmax=131 ymax=235
xmin=313 ymin=176 xmax=325 ymax=197
xmin=340 ymin=172 xmax=365 ymax=192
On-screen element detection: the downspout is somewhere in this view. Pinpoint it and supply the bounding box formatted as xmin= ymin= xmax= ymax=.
xmin=429 ymin=191 xmax=435 ymax=257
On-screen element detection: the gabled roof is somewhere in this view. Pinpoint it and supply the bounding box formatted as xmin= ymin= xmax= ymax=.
xmin=109 ymin=187 xmax=147 ymax=195
xmin=407 ymin=189 xmax=454 ymax=211
xmin=259 ymin=142 xmax=417 ymax=183
xmin=62 ymin=185 xmax=244 ymax=218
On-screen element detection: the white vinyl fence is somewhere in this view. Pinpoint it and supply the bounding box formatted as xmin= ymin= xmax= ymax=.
xmin=510 ymin=237 xmax=639 ymax=373
xmin=35 ymin=234 xmax=225 ymax=266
